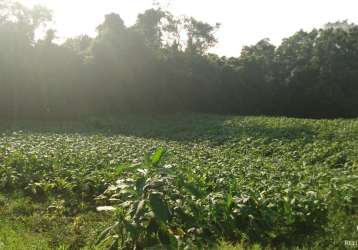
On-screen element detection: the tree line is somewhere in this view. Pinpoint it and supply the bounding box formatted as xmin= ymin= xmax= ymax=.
xmin=1 ymin=1 xmax=358 ymax=119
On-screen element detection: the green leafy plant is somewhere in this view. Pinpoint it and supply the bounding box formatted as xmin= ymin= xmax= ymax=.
xmin=0 ymin=115 xmax=357 ymax=249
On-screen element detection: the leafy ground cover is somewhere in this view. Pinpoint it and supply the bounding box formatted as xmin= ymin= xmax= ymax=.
xmin=0 ymin=114 xmax=357 ymax=249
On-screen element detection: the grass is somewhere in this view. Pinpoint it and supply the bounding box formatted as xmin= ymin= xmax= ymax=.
xmin=0 ymin=216 xmax=50 ymax=249
xmin=0 ymin=114 xmax=357 ymax=249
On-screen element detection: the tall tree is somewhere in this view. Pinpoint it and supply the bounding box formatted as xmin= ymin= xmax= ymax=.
xmin=184 ymin=17 xmax=220 ymax=55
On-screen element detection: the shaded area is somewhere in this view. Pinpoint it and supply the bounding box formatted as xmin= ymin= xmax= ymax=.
xmin=2 ymin=114 xmax=356 ymax=143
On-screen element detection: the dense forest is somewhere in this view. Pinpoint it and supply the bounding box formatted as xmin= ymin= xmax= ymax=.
xmin=1 ymin=1 xmax=358 ymax=119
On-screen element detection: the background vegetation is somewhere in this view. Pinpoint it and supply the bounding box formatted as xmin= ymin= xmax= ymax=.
xmin=1 ymin=0 xmax=358 ymax=119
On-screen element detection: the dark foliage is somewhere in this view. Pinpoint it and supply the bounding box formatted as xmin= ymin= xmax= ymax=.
xmin=0 ymin=1 xmax=357 ymax=119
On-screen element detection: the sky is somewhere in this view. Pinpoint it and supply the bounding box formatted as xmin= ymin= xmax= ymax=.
xmin=18 ymin=0 xmax=358 ymax=57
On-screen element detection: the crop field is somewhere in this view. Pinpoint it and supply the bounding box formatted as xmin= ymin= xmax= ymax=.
xmin=0 ymin=114 xmax=357 ymax=249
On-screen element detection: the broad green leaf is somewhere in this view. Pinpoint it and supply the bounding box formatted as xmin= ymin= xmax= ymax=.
xmin=149 ymin=192 xmax=170 ymax=222
xmin=150 ymin=147 xmax=164 ymax=166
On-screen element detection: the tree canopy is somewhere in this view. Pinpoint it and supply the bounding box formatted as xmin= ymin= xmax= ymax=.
xmin=0 ymin=1 xmax=357 ymax=119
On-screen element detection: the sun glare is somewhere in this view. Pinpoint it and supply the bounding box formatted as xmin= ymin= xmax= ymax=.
xmin=17 ymin=0 xmax=358 ymax=56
